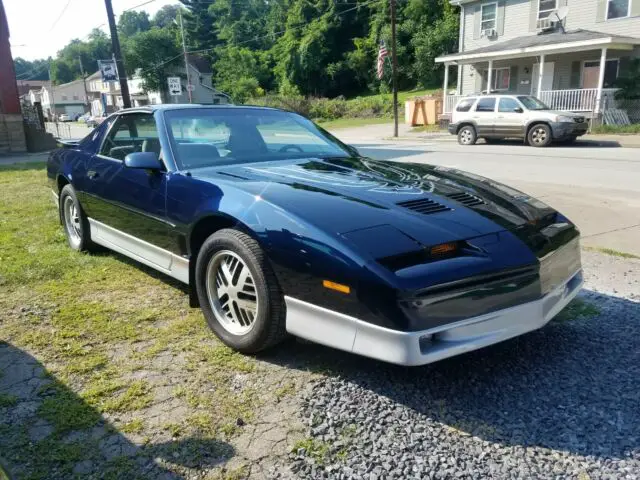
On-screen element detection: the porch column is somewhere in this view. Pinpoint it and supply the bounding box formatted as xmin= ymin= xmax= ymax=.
xmin=486 ymin=60 xmax=493 ymax=93
xmin=442 ymin=62 xmax=450 ymax=115
xmin=536 ymin=54 xmax=545 ymax=99
xmin=595 ymin=47 xmax=608 ymax=115
xmin=457 ymin=64 xmax=463 ymax=95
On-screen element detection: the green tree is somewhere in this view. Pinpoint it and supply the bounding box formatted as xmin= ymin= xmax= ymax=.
xmin=152 ymin=4 xmax=182 ymax=28
xmin=118 ymin=10 xmax=151 ymax=37
xmin=214 ymin=47 xmax=269 ymax=102
xmin=123 ymin=27 xmax=182 ymax=96
xmin=14 ymin=58 xmax=50 ymax=80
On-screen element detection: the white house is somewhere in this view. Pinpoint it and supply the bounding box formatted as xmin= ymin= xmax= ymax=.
xmin=436 ymin=0 xmax=640 ymax=117
xmin=39 ymin=79 xmax=87 ymax=119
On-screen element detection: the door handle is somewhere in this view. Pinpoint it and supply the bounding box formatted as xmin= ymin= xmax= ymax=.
xmin=497 ymin=116 xmax=505 ymax=119
xmin=87 ymin=170 xmax=99 ymax=179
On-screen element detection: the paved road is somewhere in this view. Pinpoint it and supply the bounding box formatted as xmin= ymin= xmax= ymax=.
xmin=340 ymin=134 xmax=640 ymax=256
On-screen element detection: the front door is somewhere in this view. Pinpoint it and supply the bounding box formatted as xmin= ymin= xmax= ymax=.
xmin=494 ymin=97 xmax=526 ymax=138
xmin=531 ymin=62 xmax=555 ymax=97
xmin=83 ymin=112 xmax=172 ymax=252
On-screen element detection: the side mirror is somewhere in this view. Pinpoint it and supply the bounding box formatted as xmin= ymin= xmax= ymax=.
xmin=513 ymin=107 xmax=524 ymax=113
xmin=124 ymin=152 xmax=162 ymax=170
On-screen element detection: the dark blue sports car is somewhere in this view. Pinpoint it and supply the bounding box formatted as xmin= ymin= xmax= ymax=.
xmin=47 ymin=105 xmax=582 ymax=366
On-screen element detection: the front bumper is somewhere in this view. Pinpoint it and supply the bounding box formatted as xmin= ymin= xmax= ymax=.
xmin=551 ymin=121 xmax=589 ymax=139
xmin=448 ymin=123 xmax=458 ymax=135
xmin=285 ymin=269 xmax=583 ymax=366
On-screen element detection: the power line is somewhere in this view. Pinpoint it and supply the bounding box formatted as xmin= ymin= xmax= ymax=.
xmin=122 ymin=0 xmax=158 ymax=13
xmin=49 ymin=0 xmax=74 ymax=33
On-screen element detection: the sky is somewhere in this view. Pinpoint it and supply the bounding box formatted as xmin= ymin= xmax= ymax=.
xmin=5 ymin=0 xmax=181 ymax=61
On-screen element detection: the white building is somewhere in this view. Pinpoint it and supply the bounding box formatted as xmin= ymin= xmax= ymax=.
xmin=39 ymin=79 xmax=88 ymax=119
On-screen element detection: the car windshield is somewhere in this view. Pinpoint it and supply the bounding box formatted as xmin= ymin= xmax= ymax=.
xmin=517 ymin=96 xmax=550 ymax=110
xmin=164 ymin=108 xmax=352 ymax=170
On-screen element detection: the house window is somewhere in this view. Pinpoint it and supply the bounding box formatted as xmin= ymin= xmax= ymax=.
xmin=73 ymin=95 xmax=79 ymax=100
xmin=61 ymin=95 xmax=68 ymax=101
xmin=607 ymin=0 xmax=630 ymax=19
xmin=481 ymin=3 xmax=497 ymax=31
xmin=485 ymin=67 xmax=511 ymax=91
xmin=538 ymin=0 xmax=557 ymax=19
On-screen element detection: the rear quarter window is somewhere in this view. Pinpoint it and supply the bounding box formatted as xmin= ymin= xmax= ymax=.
xmin=456 ymin=98 xmax=476 ymax=112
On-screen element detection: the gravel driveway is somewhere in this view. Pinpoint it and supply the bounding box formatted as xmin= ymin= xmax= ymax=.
xmin=273 ymin=251 xmax=640 ymax=479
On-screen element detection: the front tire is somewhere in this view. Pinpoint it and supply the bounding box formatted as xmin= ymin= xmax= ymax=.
xmin=59 ymin=184 xmax=95 ymax=252
xmin=527 ymin=123 xmax=552 ymax=147
xmin=195 ymin=229 xmax=287 ymax=353
xmin=457 ymin=125 xmax=477 ymax=145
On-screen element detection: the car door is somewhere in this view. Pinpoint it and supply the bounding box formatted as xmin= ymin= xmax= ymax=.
xmin=471 ymin=97 xmax=497 ymax=137
xmin=495 ymin=97 xmax=526 ymax=138
xmin=82 ymin=112 xmax=173 ymax=253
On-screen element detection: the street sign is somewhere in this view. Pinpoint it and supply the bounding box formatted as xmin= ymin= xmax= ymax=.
xmin=98 ymin=60 xmax=118 ymax=82
xmin=186 ymin=84 xmax=195 ymax=92
xmin=168 ymin=77 xmax=182 ymax=96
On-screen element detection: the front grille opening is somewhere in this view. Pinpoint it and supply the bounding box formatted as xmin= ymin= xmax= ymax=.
xmin=446 ymin=191 xmax=485 ymax=207
xmin=397 ymin=198 xmax=450 ymax=215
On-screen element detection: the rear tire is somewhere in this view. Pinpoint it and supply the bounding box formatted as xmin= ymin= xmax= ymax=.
xmin=457 ymin=125 xmax=477 ymax=145
xmin=195 ymin=228 xmax=287 ymax=353
xmin=527 ymin=123 xmax=552 ymax=147
xmin=59 ymin=184 xmax=96 ymax=252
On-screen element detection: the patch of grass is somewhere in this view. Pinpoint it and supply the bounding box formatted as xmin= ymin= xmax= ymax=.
xmin=208 ymin=466 xmax=249 ymax=480
xmin=100 ymin=381 xmax=153 ymax=413
xmin=38 ymin=385 xmax=102 ymax=433
xmin=164 ymin=422 xmax=185 ymax=438
xmin=0 ymin=394 xmax=18 ymax=408
xmin=318 ymin=117 xmax=393 ymax=130
xmin=590 ymin=124 xmax=640 ymax=134
xmin=185 ymin=412 xmax=217 ymax=436
xmin=555 ymin=298 xmax=601 ymax=323
xmin=584 ymin=246 xmax=640 ymax=259
xmin=274 ymin=381 xmax=296 ymax=402
xmin=292 ymin=437 xmax=331 ymax=464
xmin=121 ymin=418 xmax=144 ymax=434
xmin=102 ymin=456 xmax=138 ymax=480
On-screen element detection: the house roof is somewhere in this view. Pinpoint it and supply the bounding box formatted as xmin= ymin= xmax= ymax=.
xmin=187 ymin=55 xmax=212 ymax=74
xmin=436 ymin=29 xmax=640 ymax=63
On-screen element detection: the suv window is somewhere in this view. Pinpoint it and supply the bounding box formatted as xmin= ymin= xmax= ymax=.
xmin=456 ymin=98 xmax=476 ymax=112
xmin=498 ymin=98 xmax=521 ymax=112
xmin=100 ymin=113 xmax=160 ymax=161
xmin=475 ymin=97 xmax=496 ymax=112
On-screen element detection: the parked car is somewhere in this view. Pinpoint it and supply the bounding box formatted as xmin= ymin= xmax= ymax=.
xmin=449 ymin=94 xmax=589 ymax=147
xmin=58 ymin=113 xmax=72 ymax=122
xmin=47 ymin=105 xmax=582 ymax=366
xmin=85 ymin=115 xmax=105 ymax=128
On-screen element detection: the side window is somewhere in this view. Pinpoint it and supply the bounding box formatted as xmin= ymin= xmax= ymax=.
xmin=498 ymin=98 xmax=521 ymax=112
xmin=456 ymin=98 xmax=477 ymax=112
xmin=99 ymin=113 xmax=160 ymax=161
xmin=475 ymin=97 xmax=496 ymax=112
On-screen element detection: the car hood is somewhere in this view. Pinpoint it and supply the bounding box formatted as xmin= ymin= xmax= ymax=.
xmin=191 ymin=157 xmax=557 ymax=248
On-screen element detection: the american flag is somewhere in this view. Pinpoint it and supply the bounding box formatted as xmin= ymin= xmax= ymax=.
xmin=376 ymin=41 xmax=388 ymax=79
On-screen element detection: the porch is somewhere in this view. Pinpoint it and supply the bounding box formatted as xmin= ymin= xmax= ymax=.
xmin=435 ymin=29 xmax=640 ymax=117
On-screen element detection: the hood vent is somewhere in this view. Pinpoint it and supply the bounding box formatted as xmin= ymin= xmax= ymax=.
xmin=397 ymin=198 xmax=450 ymax=215
xmin=446 ymin=191 xmax=485 ymax=207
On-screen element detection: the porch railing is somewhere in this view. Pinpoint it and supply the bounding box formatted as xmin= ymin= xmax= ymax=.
xmin=539 ymin=88 xmax=618 ymax=112
xmin=444 ymin=94 xmax=465 ymax=114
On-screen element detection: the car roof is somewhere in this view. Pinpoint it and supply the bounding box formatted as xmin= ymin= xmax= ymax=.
xmin=115 ymin=104 xmax=283 ymax=114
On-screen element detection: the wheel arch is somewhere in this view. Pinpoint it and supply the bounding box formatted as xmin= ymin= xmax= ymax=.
xmin=456 ymin=121 xmax=477 ymax=134
xmin=56 ymin=174 xmax=70 ymax=193
xmin=526 ymin=120 xmax=552 ymax=138
xmin=186 ymin=213 xmax=261 ymax=307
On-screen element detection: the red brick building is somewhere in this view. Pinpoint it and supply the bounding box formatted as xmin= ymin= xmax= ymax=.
xmin=0 ymin=0 xmax=27 ymax=152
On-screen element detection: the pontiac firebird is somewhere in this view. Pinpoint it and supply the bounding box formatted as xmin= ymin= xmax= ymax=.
xmin=47 ymin=105 xmax=583 ymax=366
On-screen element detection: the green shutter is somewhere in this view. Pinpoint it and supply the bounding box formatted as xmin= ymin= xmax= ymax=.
xmin=509 ymin=65 xmax=519 ymax=91
xmin=473 ymin=6 xmax=482 ymax=40
xmin=570 ymin=61 xmax=582 ymax=88
xmin=497 ymin=1 xmax=506 ymax=36
xmin=595 ymin=0 xmax=607 ymax=22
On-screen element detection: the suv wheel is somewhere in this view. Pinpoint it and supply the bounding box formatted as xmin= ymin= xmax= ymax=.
xmin=458 ymin=125 xmax=477 ymax=145
xmin=528 ymin=123 xmax=552 ymax=147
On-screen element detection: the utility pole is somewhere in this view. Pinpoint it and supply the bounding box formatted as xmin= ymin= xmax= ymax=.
xmin=49 ymin=64 xmax=59 ymax=136
xmin=178 ymin=9 xmax=192 ymax=103
xmin=390 ymin=0 xmax=399 ymax=138
xmin=104 ymin=0 xmax=131 ymax=108
xmin=78 ymin=56 xmax=90 ymax=110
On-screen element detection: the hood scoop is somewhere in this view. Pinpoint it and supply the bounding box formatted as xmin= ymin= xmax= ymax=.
xmin=446 ymin=191 xmax=485 ymax=207
xmin=397 ymin=198 xmax=450 ymax=215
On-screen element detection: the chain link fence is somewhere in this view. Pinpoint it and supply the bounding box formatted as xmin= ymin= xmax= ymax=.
xmin=602 ymin=95 xmax=640 ymax=125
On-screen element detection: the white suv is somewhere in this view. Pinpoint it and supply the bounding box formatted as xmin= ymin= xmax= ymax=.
xmin=448 ymin=94 xmax=589 ymax=147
